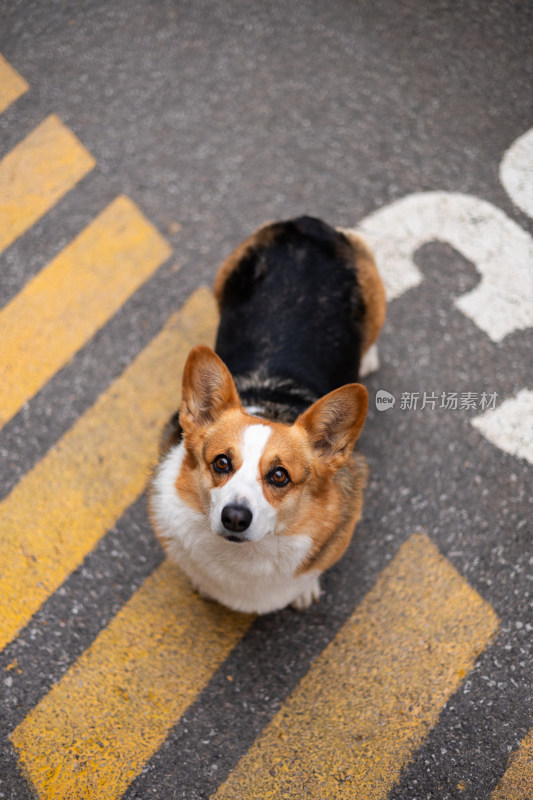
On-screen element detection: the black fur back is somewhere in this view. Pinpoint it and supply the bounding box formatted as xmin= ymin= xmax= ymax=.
xmin=215 ymin=216 xmax=365 ymax=413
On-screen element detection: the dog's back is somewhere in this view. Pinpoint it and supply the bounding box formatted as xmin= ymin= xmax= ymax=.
xmin=214 ymin=216 xmax=383 ymax=412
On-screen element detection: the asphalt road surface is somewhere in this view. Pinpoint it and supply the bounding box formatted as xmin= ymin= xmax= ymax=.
xmin=0 ymin=1 xmax=532 ymax=798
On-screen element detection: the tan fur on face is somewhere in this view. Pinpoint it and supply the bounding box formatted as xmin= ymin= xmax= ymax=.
xmin=176 ymin=407 xmax=248 ymax=514
xmin=173 ymin=404 xmax=368 ymax=575
xmin=251 ymin=420 xmax=368 ymax=573
xmin=177 ymin=409 xmax=305 ymax=518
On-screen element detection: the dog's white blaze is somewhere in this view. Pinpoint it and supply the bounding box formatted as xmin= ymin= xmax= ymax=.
xmin=209 ymin=423 xmax=276 ymax=542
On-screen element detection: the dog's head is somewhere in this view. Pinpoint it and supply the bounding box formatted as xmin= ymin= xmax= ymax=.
xmin=176 ymin=345 xmax=368 ymax=544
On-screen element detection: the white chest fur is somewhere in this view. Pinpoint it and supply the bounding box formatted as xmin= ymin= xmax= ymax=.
xmin=151 ymin=443 xmax=320 ymax=614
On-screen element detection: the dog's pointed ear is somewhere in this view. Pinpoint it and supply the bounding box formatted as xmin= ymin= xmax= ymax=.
xmin=180 ymin=346 xmax=241 ymax=431
xmin=296 ymin=384 xmax=368 ymax=467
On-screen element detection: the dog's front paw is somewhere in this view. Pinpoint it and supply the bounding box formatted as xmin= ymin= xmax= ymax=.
xmin=291 ymin=578 xmax=321 ymax=611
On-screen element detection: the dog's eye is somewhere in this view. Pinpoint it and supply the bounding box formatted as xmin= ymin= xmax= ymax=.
xmin=268 ymin=467 xmax=290 ymax=487
xmin=213 ymin=454 xmax=232 ymax=473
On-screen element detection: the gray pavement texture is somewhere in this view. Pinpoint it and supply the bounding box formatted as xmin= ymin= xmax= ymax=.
xmin=0 ymin=1 xmax=532 ymax=799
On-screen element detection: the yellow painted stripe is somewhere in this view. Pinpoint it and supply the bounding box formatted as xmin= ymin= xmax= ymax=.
xmin=11 ymin=560 xmax=252 ymax=800
xmin=212 ymin=533 xmax=500 ymax=800
xmin=491 ymin=728 xmax=533 ymax=800
xmin=0 ymin=195 xmax=172 ymax=428
xmin=0 ymin=54 xmax=29 ymax=113
xmin=0 ymin=287 xmax=218 ymax=652
xmin=0 ymin=113 xmax=95 ymax=254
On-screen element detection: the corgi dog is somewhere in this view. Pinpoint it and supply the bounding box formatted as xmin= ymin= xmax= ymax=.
xmin=150 ymin=216 xmax=385 ymax=614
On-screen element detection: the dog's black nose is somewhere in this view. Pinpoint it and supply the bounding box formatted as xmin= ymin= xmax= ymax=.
xmin=221 ymin=504 xmax=252 ymax=538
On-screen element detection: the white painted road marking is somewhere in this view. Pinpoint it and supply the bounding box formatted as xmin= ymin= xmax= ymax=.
xmin=356 ymin=131 xmax=533 ymax=463
xmin=471 ymin=389 xmax=533 ymax=465
xmin=500 ymin=127 xmax=533 ymax=218
xmin=358 ymin=191 xmax=533 ymax=342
